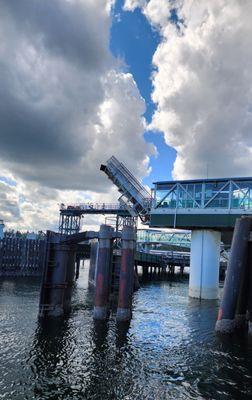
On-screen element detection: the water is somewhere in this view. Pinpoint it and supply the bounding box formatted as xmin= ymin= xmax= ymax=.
xmin=1 ymin=265 xmax=252 ymax=400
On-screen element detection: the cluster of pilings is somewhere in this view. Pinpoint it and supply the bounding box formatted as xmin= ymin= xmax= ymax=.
xmin=215 ymin=216 xmax=252 ymax=335
xmin=93 ymin=224 xmax=136 ymax=322
xmin=39 ymin=224 xmax=137 ymax=322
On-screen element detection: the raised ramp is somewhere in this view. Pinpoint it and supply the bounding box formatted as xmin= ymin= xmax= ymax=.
xmin=100 ymin=156 xmax=151 ymax=222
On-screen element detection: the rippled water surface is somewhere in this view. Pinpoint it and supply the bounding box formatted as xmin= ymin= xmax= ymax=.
xmin=1 ymin=264 xmax=252 ymax=400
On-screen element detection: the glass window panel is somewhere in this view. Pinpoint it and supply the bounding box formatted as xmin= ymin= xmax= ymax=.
xmin=155 ymin=190 xmax=168 ymax=205
xmin=204 ymin=182 xmax=228 ymax=208
xmin=186 ymin=184 xmax=196 ymax=208
xmin=155 ymin=187 xmax=177 ymax=208
xmin=195 ymin=184 xmax=203 ymax=205
xmin=177 ymin=186 xmax=187 ymax=208
xmin=231 ymin=181 xmax=252 ymax=209
xmin=165 ymin=191 xmax=177 ymax=208
xmin=205 ymin=192 xmax=229 ymax=208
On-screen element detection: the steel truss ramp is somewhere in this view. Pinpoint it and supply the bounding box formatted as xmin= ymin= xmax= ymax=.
xmin=100 ymin=156 xmax=151 ymax=223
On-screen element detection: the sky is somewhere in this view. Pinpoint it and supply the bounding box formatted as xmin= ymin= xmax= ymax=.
xmin=0 ymin=0 xmax=252 ymax=231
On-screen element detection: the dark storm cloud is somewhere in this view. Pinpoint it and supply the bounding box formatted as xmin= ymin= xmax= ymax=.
xmin=0 ymin=79 xmax=80 ymax=165
xmin=0 ymin=0 xmax=151 ymax=194
xmin=0 ymin=0 xmax=110 ymax=71
xmin=0 ymin=0 xmax=112 ymax=190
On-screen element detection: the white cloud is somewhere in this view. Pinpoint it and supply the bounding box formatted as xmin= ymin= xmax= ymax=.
xmin=126 ymin=0 xmax=252 ymax=179
xmin=0 ymin=0 xmax=154 ymax=231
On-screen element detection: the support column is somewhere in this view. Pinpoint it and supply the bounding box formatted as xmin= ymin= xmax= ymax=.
xmin=116 ymin=226 xmax=136 ymax=321
xmin=189 ymin=230 xmax=221 ymax=299
xmin=215 ymin=217 xmax=251 ymax=333
xmin=93 ymin=225 xmax=114 ymax=320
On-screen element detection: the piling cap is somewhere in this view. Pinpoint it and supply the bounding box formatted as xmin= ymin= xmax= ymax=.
xmin=99 ymin=224 xmax=114 ymax=239
xmin=121 ymin=225 xmax=136 ymax=241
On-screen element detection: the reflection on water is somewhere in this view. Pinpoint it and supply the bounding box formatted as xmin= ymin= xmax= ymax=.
xmin=1 ymin=263 xmax=252 ymax=399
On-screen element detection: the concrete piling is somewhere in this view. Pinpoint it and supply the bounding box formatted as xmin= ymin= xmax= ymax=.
xmin=189 ymin=230 xmax=221 ymax=299
xmin=116 ymin=225 xmax=136 ymax=321
xmin=93 ymin=225 xmax=114 ymax=320
xmin=215 ymin=217 xmax=252 ymax=333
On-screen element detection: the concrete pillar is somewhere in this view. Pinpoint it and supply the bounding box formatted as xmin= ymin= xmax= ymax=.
xmin=189 ymin=230 xmax=221 ymax=299
xmin=216 ymin=217 xmax=251 ymax=333
xmin=93 ymin=225 xmax=114 ymax=320
xmin=116 ymin=226 xmax=136 ymax=321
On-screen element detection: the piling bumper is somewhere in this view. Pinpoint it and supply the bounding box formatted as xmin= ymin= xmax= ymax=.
xmin=93 ymin=225 xmax=114 ymax=320
xmin=116 ymin=226 xmax=136 ymax=321
xmin=215 ymin=217 xmax=252 ymax=333
xmin=189 ymin=230 xmax=221 ymax=300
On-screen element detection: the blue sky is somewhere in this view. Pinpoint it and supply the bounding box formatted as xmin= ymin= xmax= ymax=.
xmin=110 ymin=0 xmax=176 ymax=186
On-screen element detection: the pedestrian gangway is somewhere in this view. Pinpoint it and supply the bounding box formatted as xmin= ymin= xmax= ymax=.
xmin=100 ymin=156 xmax=151 ymax=222
xmin=151 ymin=177 xmax=252 ymax=229
xmin=137 ymin=229 xmax=191 ymax=248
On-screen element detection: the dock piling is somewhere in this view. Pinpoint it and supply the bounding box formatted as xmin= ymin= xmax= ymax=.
xmin=116 ymin=226 xmax=136 ymax=321
xmin=93 ymin=225 xmax=114 ymax=320
xmin=215 ymin=217 xmax=252 ymax=333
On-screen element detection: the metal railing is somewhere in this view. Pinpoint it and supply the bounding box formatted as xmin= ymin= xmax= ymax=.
xmin=60 ymin=202 xmax=126 ymax=211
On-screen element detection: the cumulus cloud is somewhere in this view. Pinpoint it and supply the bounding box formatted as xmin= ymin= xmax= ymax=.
xmin=125 ymin=0 xmax=252 ymax=179
xmin=0 ymin=0 xmax=154 ymax=230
